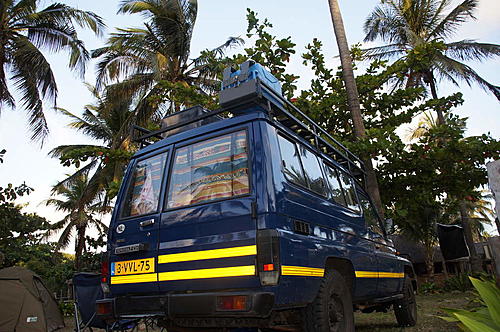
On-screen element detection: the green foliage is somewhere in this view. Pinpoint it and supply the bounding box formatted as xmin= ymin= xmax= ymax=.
xmin=0 ymin=0 xmax=105 ymax=142
xmin=58 ymin=146 xmax=134 ymax=169
xmin=440 ymin=277 xmax=500 ymax=331
xmin=0 ymin=150 xmax=34 ymax=202
xmin=233 ymin=9 xmax=298 ymax=98
xmin=59 ymin=301 xmax=75 ymax=317
xmin=420 ymin=281 xmax=440 ymax=294
xmin=444 ymin=274 xmax=473 ymax=292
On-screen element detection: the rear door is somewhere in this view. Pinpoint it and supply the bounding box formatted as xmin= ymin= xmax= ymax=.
xmin=158 ymin=126 xmax=260 ymax=293
xmin=108 ymin=149 xmax=169 ymax=296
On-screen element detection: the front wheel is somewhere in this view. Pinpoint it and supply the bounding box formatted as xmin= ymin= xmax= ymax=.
xmin=303 ymin=269 xmax=354 ymax=332
xmin=394 ymin=275 xmax=417 ymax=327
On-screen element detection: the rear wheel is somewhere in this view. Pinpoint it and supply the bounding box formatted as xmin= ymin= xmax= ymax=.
xmin=303 ymin=269 xmax=354 ymax=332
xmin=394 ymin=275 xmax=417 ymax=327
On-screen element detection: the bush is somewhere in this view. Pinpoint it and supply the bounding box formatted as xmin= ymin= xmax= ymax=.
xmin=443 ymin=273 xmax=473 ymax=292
xmin=59 ymin=301 xmax=75 ymax=317
xmin=420 ymin=281 xmax=440 ymax=294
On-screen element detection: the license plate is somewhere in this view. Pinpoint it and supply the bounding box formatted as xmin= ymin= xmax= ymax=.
xmin=111 ymin=258 xmax=155 ymax=276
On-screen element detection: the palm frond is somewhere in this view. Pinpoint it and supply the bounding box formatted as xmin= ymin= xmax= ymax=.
xmin=10 ymin=35 xmax=54 ymax=142
xmin=434 ymin=54 xmax=500 ymax=101
xmin=445 ymin=40 xmax=500 ymax=62
xmin=429 ymin=0 xmax=478 ymax=39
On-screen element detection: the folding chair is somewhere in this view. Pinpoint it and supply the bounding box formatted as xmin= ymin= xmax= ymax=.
xmin=72 ymin=273 xmax=138 ymax=332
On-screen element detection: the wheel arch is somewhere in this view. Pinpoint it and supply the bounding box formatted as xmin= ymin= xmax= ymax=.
xmin=403 ymin=263 xmax=417 ymax=292
xmin=324 ymin=257 xmax=356 ymax=295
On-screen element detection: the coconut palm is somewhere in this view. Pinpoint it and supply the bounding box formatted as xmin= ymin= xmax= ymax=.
xmin=49 ymin=84 xmax=136 ymax=205
xmin=328 ymin=0 xmax=385 ymax=217
xmin=45 ymin=171 xmax=108 ymax=269
xmin=92 ymin=0 xmax=242 ymax=124
xmin=363 ymin=0 xmax=500 ymax=125
xmin=0 ymin=0 xmax=105 ymax=142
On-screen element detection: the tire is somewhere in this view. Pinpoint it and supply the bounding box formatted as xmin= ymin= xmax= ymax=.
xmin=394 ymin=275 xmax=417 ymax=327
xmin=303 ymin=269 xmax=355 ymax=332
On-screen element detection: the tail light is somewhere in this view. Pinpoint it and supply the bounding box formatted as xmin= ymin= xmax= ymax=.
xmin=101 ymin=259 xmax=109 ymax=283
xmin=256 ymin=229 xmax=280 ymax=285
xmin=100 ymin=257 xmax=110 ymax=294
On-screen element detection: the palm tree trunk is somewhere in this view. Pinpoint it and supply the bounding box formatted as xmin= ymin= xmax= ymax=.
xmin=495 ymin=217 xmax=500 ymax=236
xmin=426 ymin=71 xmax=446 ymax=125
xmin=424 ymin=243 xmax=435 ymax=281
xmin=327 ymin=0 xmax=384 ymax=217
xmin=75 ymin=226 xmax=86 ymax=271
xmin=459 ymin=202 xmax=482 ymax=273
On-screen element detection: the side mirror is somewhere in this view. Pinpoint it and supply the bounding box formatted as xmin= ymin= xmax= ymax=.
xmin=385 ymin=218 xmax=394 ymax=234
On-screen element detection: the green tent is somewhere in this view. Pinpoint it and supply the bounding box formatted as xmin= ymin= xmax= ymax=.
xmin=0 ymin=267 xmax=64 ymax=332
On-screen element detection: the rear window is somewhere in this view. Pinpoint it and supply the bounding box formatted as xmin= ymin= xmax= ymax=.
xmin=121 ymin=152 xmax=167 ymax=218
xmin=166 ymin=130 xmax=250 ymax=209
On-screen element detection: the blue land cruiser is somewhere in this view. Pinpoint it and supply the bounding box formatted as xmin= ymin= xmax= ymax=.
xmin=97 ymin=61 xmax=417 ymax=331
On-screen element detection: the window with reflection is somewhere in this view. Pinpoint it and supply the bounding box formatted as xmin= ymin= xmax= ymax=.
xmin=298 ymin=146 xmax=328 ymax=196
xmin=338 ymin=171 xmax=360 ymax=212
xmin=277 ymin=135 xmax=307 ymax=187
xmin=323 ymin=163 xmax=347 ymax=206
xmin=359 ymin=194 xmax=384 ymax=237
xmin=121 ymin=153 xmax=167 ymax=218
xmin=167 ymin=130 xmax=250 ymax=209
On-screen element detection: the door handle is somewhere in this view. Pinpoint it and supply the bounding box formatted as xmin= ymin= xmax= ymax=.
xmin=140 ymin=219 xmax=155 ymax=227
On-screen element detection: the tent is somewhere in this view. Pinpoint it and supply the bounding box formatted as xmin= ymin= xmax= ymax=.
xmin=0 ymin=266 xmax=64 ymax=332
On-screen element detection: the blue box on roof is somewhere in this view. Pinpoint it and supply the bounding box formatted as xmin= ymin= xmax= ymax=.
xmin=220 ymin=60 xmax=283 ymax=107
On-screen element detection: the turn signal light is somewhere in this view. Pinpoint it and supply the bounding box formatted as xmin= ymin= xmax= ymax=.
xmin=216 ymin=295 xmax=248 ymax=311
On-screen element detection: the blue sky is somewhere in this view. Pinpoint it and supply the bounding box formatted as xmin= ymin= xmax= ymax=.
xmin=0 ymin=0 xmax=498 ymax=241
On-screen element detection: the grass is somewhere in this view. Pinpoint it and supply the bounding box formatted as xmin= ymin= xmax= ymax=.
xmin=62 ymin=292 xmax=476 ymax=331
xmin=355 ymin=291 xmax=477 ymax=331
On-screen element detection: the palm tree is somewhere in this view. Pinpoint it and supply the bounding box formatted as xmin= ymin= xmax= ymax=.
xmin=363 ymin=0 xmax=500 ymax=125
xmin=92 ymin=0 xmax=241 ymax=124
xmin=45 ymin=172 xmax=108 ymax=270
xmin=49 ymin=84 xmax=136 ymax=205
xmin=328 ymin=0 xmax=385 ymax=217
xmin=0 ymin=0 xmax=105 ymax=142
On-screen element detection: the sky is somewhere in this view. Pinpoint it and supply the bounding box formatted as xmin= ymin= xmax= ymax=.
xmin=0 ymin=0 xmax=499 ymax=246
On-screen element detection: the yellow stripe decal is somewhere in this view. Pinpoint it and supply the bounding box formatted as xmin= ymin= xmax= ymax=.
xmin=281 ymin=265 xmax=325 ymax=277
xmin=110 ymin=273 xmax=158 ymax=284
xmin=158 ymin=265 xmax=256 ymax=281
xmin=378 ymin=272 xmax=405 ymax=278
xmin=355 ymin=271 xmax=405 ymax=278
xmin=158 ymin=245 xmax=257 ymax=264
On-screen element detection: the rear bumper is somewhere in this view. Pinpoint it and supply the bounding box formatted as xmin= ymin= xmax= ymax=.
xmin=96 ymin=291 xmax=274 ymax=319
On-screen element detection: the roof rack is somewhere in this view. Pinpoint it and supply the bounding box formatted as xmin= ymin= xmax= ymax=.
xmin=132 ymin=78 xmax=365 ymax=184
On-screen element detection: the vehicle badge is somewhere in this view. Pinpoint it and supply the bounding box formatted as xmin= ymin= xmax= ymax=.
xmin=116 ymin=224 xmax=125 ymax=234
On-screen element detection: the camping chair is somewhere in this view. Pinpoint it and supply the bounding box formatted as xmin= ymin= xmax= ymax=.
xmin=72 ymin=273 xmax=138 ymax=332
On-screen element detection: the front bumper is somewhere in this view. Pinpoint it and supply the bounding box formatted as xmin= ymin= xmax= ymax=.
xmin=96 ymin=291 xmax=274 ymax=319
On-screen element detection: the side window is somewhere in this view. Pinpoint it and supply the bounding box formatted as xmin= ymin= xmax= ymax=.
xmin=167 ymin=130 xmax=250 ymax=209
xmin=338 ymin=171 xmax=360 ymax=212
xmin=359 ymin=194 xmax=384 ymax=237
xmin=323 ymin=163 xmax=347 ymax=205
xmin=277 ymin=135 xmax=307 ymax=187
xmin=298 ymin=146 xmax=328 ymax=196
xmin=121 ymin=152 xmax=167 ymax=218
